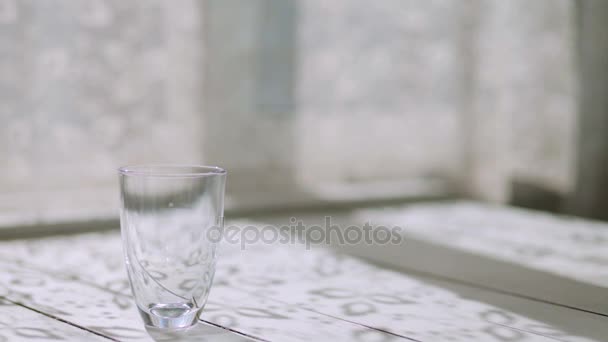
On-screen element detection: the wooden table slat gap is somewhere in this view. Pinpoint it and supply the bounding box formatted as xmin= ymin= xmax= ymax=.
xmin=282 ymin=310 xmax=423 ymax=342
xmin=489 ymin=322 xmax=567 ymax=342
xmin=1 ymin=296 xmax=119 ymax=341
xmin=211 ymin=284 xmax=423 ymax=342
xmin=359 ymin=255 xmax=608 ymax=320
xmin=199 ymin=319 xmax=270 ymax=342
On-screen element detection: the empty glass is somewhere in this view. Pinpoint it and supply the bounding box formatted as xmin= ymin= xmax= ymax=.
xmin=118 ymin=165 xmax=226 ymax=330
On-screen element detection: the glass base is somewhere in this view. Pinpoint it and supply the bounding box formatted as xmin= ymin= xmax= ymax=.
xmin=140 ymin=303 xmax=201 ymax=329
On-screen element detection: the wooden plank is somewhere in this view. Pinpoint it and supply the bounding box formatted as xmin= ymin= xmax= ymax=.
xmin=355 ymin=202 xmax=608 ymax=287
xmin=0 ymin=233 xmax=408 ymax=342
xmin=0 ymin=250 xmax=249 ymax=341
xmin=0 ymin=257 xmax=155 ymax=341
xmin=344 ymin=202 xmax=608 ymax=315
xmin=0 ymin=228 xmax=600 ymax=341
xmin=142 ymin=322 xmax=257 ymax=342
xmin=419 ymin=276 xmax=608 ymax=342
xmin=0 ymin=258 xmax=255 ymax=341
xmin=0 ymin=298 xmax=110 ymax=341
xmin=261 ymin=202 xmax=608 ymax=310
xmin=219 ymin=242 xmax=599 ymax=342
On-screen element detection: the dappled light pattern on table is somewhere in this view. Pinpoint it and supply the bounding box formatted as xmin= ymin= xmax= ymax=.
xmin=0 ymin=218 xmax=601 ymax=342
xmin=356 ymin=202 xmax=608 ymax=287
xmin=0 ymin=298 xmax=108 ymax=341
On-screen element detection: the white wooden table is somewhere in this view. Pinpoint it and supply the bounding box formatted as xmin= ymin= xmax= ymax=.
xmin=0 ymin=202 xmax=606 ymax=341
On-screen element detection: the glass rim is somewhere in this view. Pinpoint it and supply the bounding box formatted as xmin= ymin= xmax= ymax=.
xmin=118 ymin=164 xmax=227 ymax=177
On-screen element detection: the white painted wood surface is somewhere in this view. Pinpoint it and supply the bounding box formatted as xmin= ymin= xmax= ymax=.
xmin=0 ymin=203 xmax=606 ymax=341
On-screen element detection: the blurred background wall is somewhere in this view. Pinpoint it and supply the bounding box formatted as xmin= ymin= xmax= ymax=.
xmin=0 ymin=0 xmax=600 ymax=224
xmin=569 ymin=0 xmax=608 ymax=221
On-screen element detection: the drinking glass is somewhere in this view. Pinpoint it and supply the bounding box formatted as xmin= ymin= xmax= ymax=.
xmin=118 ymin=165 xmax=226 ymax=330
